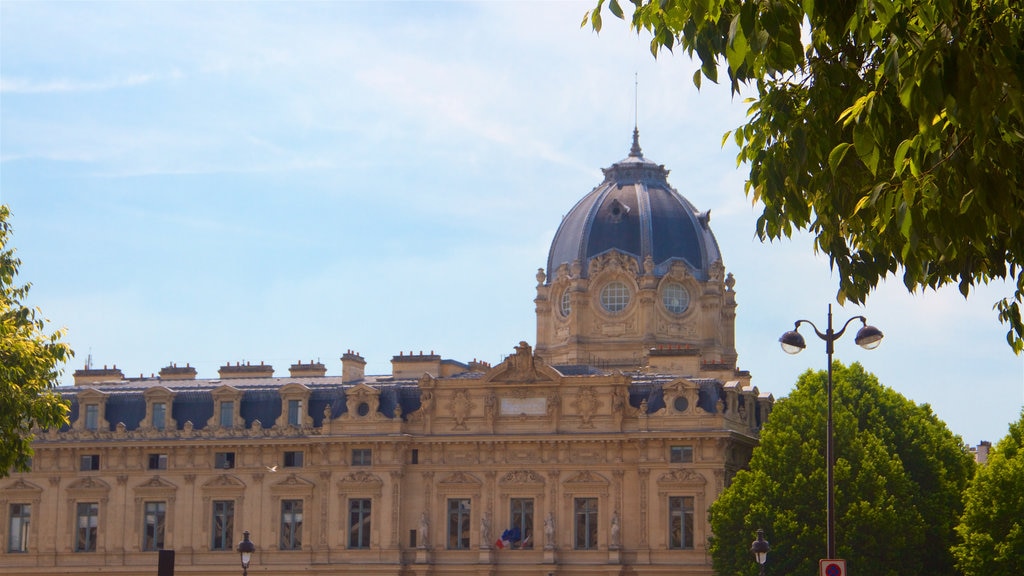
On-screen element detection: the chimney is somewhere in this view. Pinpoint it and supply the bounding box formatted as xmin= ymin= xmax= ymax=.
xmin=391 ymin=350 xmax=441 ymax=379
xmin=73 ymin=364 xmax=126 ymax=386
xmin=289 ymin=360 xmax=327 ymax=378
xmin=159 ymin=363 xmax=198 ymax=380
xmin=218 ymin=361 xmax=274 ymax=379
xmin=341 ymin=350 xmax=366 ymax=383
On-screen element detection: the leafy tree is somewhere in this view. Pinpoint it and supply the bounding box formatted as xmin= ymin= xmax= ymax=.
xmin=587 ymin=0 xmax=1024 ymax=352
xmin=953 ymin=409 xmax=1024 ymax=576
xmin=0 ymin=205 xmax=72 ymax=477
xmin=708 ymin=362 xmax=974 ymax=576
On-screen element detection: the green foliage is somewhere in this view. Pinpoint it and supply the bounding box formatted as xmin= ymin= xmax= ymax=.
xmin=708 ymin=363 xmax=974 ymax=576
xmin=0 ymin=205 xmax=72 ymax=477
xmin=587 ymin=0 xmax=1024 ymax=352
xmin=953 ymin=409 xmax=1024 ymax=576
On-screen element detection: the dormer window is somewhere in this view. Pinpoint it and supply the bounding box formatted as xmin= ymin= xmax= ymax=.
xmin=84 ymin=405 xmax=99 ymax=431
xmin=287 ymin=400 xmax=302 ymax=427
xmin=219 ymin=401 xmax=234 ymax=428
xmin=152 ymin=402 xmax=167 ymax=430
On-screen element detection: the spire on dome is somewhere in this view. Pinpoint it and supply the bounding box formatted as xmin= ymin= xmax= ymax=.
xmin=629 ymin=127 xmax=643 ymax=158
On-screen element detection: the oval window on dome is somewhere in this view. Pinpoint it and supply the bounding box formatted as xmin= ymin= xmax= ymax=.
xmin=662 ymin=282 xmax=690 ymax=314
xmin=560 ymin=289 xmax=572 ymax=317
xmin=600 ymin=281 xmax=631 ymax=313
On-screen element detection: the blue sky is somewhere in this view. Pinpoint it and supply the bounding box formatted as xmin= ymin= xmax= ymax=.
xmin=2 ymin=1 xmax=1021 ymax=444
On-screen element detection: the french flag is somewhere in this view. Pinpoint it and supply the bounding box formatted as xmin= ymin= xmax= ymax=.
xmin=495 ymin=527 xmax=521 ymax=549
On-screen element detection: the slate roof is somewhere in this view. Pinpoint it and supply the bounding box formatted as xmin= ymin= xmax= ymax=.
xmin=546 ymin=129 xmax=722 ymax=281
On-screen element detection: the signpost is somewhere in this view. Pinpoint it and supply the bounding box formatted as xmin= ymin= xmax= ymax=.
xmin=820 ymin=559 xmax=846 ymax=576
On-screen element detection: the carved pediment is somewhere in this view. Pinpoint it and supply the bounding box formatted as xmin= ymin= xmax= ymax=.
xmin=439 ymin=471 xmax=482 ymax=487
xmin=270 ymin=473 xmax=315 ymax=494
xmin=483 ymin=341 xmax=562 ymax=384
xmin=337 ymin=471 xmax=384 ymax=495
xmin=657 ymin=469 xmax=707 ymax=486
xmin=210 ymin=384 xmax=242 ymax=400
xmin=201 ymin=474 xmax=246 ymax=491
xmin=587 ymin=249 xmax=640 ymax=278
xmin=2 ymin=478 xmax=44 ymax=497
xmin=563 ymin=470 xmax=609 ymax=491
xmin=341 ymin=384 xmax=382 ymax=421
xmin=66 ymin=476 xmax=112 ymax=493
xmin=135 ymin=476 xmax=178 ymax=491
xmin=498 ymin=470 xmax=545 ymax=486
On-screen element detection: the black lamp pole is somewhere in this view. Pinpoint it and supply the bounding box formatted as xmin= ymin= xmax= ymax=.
xmin=751 ymin=528 xmax=770 ymax=576
xmin=780 ymin=304 xmax=883 ymax=559
xmin=236 ymin=530 xmax=255 ymax=576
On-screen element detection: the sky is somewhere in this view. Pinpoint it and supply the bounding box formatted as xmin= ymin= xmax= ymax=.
xmin=1 ymin=1 xmax=1021 ymax=445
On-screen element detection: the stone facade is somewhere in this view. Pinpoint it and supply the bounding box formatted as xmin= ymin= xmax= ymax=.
xmin=0 ymin=134 xmax=772 ymax=575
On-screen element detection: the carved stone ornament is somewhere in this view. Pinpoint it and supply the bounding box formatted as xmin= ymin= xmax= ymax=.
xmin=498 ymin=470 xmax=545 ymax=486
xmin=483 ymin=341 xmax=561 ymax=384
xmin=448 ymin=389 xmax=474 ymax=430
xmin=587 ymin=249 xmax=640 ymax=278
xmin=574 ymin=387 xmax=602 ymax=428
xmin=657 ymin=469 xmax=707 ymax=486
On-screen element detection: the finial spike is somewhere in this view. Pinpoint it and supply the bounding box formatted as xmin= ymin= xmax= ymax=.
xmin=630 ymin=127 xmax=643 ymax=158
xmin=630 ymin=73 xmax=643 ymax=158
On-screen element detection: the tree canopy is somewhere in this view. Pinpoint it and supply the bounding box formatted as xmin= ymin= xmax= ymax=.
xmin=587 ymin=0 xmax=1024 ymax=352
xmin=0 ymin=205 xmax=72 ymax=476
xmin=708 ymin=362 xmax=975 ymax=576
xmin=953 ymin=409 xmax=1024 ymax=576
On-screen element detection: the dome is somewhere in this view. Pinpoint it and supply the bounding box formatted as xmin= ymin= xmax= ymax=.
xmin=546 ymin=130 xmax=722 ymax=281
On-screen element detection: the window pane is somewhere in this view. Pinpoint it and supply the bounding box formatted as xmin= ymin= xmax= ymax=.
xmin=219 ymin=401 xmax=233 ymax=428
xmin=8 ymin=503 xmax=30 ymax=553
xmin=447 ymin=499 xmax=471 ymax=549
xmin=668 ymin=496 xmax=695 ymax=549
xmin=211 ymin=500 xmax=234 ymax=550
xmin=152 ymin=402 xmax=166 ymax=430
xmin=143 ymin=501 xmax=166 ymax=551
xmin=280 ymin=500 xmax=303 ymax=550
xmin=574 ymin=498 xmax=598 ymax=550
xmin=85 ymin=404 xmax=99 ymax=431
xmin=287 ymin=399 xmax=302 ymax=426
xmin=510 ymin=498 xmax=534 ymax=549
xmin=348 ymin=499 xmax=371 ymax=549
xmin=75 ymin=502 xmax=98 ymax=552
xmin=670 ymin=446 xmax=693 ymax=463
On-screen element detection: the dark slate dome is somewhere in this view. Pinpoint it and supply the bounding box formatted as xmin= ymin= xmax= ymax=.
xmin=546 ymin=130 xmax=722 ymax=281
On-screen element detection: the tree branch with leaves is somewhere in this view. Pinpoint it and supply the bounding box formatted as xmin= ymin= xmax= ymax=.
xmin=587 ymin=0 xmax=1024 ymax=352
xmin=0 ymin=205 xmax=72 ymax=477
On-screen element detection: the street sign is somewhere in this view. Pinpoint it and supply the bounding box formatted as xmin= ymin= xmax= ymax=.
xmin=820 ymin=559 xmax=846 ymax=576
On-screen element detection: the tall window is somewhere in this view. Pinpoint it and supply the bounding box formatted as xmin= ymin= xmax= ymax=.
xmin=510 ymin=498 xmax=534 ymax=549
xmin=75 ymin=502 xmax=98 ymax=552
xmin=348 ymin=499 xmax=371 ymax=549
xmin=574 ymin=498 xmax=598 ymax=550
xmin=8 ymin=503 xmax=30 ymax=553
xmin=668 ymin=496 xmax=695 ymax=549
xmin=280 ymin=500 xmax=303 ymax=550
xmin=219 ymin=401 xmax=234 ymax=428
xmin=84 ymin=404 xmax=99 ymax=431
xmin=152 ymin=402 xmax=167 ymax=430
xmin=142 ymin=501 xmax=166 ymax=551
xmin=211 ymin=500 xmax=234 ymax=551
xmin=287 ymin=399 xmax=302 ymax=426
xmin=446 ymin=498 xmax=471 ymax=549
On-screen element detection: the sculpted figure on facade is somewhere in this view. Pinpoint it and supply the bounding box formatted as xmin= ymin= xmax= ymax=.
xmin=544 ymin=512 xmax=555 ymax=549
xmin=418 ymin=512 xmax=430 ymax=548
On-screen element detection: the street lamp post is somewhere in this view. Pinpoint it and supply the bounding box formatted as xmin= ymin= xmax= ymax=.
xmin=779 ymin=304 xmax=883 ymax=560
xmin=236 ymin=530 xmax=255 ymax=576
xmin=751 ymin=528 xmax=770 ymax=576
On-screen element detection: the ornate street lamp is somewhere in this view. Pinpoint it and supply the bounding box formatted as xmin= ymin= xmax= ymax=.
xmin=237 ymin=530 xmax=255 ymax=576
xmin=750 ymin=528 xmax=770 ymax=576
xmin=780 ymin=304 xmax=883 ymax=560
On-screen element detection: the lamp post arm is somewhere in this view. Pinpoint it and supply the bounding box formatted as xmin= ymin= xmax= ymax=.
xmin=833 ymin=315 xmax=867 ymax=343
